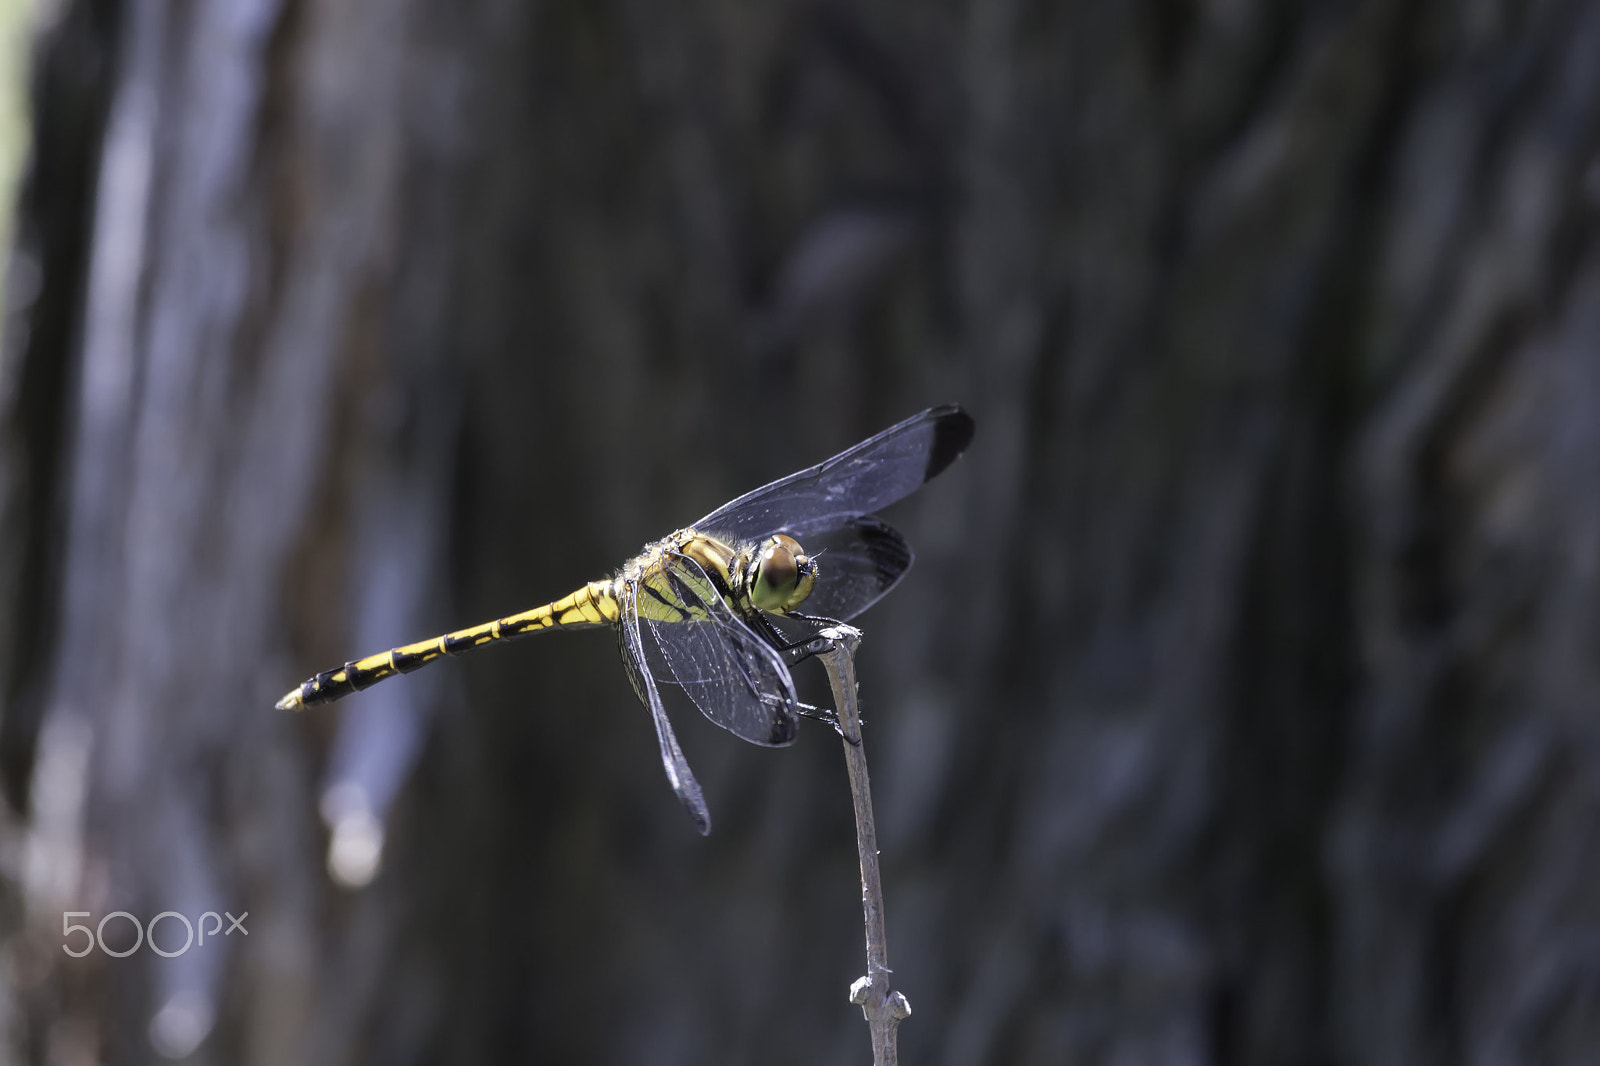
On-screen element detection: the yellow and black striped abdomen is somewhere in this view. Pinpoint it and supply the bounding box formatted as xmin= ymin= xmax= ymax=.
xmin=276 ymin=579 xmax=621 ymax=710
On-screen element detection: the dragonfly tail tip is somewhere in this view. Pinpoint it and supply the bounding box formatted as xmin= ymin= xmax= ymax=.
xmin=275 ymin=691 xmax=303 ymax=712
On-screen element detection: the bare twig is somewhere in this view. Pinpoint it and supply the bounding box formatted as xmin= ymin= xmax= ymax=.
xmin=813 ymin=624 xmax=911 ymax=1066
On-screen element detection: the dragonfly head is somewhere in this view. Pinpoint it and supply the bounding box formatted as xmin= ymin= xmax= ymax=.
xmin=748 ymin=534 xmax=817 ymax=614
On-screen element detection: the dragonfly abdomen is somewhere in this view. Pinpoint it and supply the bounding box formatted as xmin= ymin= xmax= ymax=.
xmin=496 ymin=579 xmax=622 ymax=634
xmin=276 ymin=580 xmax=621 ymax=710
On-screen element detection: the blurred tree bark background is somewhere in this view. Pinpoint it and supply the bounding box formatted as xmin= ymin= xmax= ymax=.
xmin=3 ymin=0 xmax=1600 ymax=1064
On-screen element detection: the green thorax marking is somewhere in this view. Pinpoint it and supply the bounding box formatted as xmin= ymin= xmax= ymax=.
xmin=622 ymin=529 xmax=753 ymax=623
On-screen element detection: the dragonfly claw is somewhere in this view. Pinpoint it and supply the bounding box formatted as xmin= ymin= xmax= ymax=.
xmin=788 ymin=611 xmax=845 ymax=629
xmin=760 ymin=692 xmax=840 ymax=731
xmin=779 ymin=634 xmax=834 ymax=668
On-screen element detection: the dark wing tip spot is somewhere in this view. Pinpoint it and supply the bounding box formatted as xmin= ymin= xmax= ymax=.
xmin=924 ymin=405 xmax=976 ymax=482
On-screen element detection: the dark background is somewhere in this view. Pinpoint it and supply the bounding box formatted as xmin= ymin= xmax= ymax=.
xmin=3 ymin=1 xmax=1600 ymax=1063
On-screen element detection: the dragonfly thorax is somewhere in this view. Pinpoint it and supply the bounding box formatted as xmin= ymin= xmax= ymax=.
xmin=638 ymin=529 xmax=818 ymax=619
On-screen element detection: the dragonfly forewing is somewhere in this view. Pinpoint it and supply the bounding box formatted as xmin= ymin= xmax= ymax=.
xmin=694 ymin=404 xmax=974 ymax=542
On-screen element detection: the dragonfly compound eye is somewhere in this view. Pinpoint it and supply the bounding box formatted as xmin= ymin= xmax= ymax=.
xmin=751 ymin=534 xmax=815 ymax=613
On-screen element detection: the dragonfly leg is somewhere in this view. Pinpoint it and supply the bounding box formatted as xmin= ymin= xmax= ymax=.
xmin=777 ymin=629 xmax=843 ymax=668
xmin=761 ymin=692 xmax=859 ymax=743
xmin=787 ymin=611 xmax=845 ymax=629
xmin=775 ymin=615 xmax=853 ymax=667
xmin=759 ymin=692 xmax=845 ymax=731
xmin=781 ymin=640 xmax=818 ymax=668
xmin=747 ymin=610 xmax=831 ymax=668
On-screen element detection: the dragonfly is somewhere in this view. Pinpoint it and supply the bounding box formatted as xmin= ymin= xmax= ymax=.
xmin=277 ymin=404 xmax=975 ymax=833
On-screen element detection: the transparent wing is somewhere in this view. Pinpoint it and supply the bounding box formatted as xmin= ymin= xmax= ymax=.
xmin=693 ymin=405 xmax=974 ymax=542
xmin=798 ymin=515 xmax=915 ymax=622
xmin=617 ymin=582 xmax=712 ymax=835
xmin=642 ymin=554 xmax=801 ymax=747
